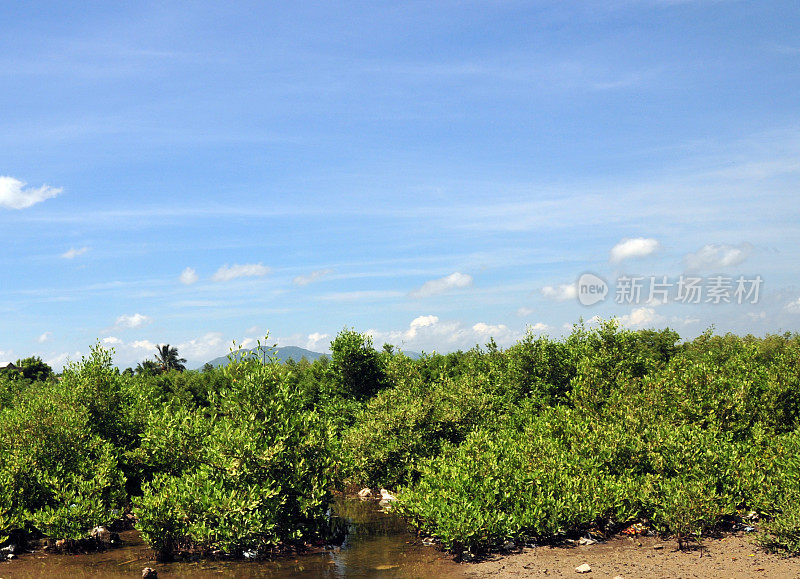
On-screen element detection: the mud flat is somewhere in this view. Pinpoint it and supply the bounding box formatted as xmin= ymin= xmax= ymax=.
xmin=464 ymin=533 xmax=800 ymax=578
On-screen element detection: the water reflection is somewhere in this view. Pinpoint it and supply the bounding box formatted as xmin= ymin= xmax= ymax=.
xmin=2 ymin=499 xmax=464 ymax=578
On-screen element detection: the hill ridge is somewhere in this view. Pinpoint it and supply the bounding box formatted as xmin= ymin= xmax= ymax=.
xmin=202 ymin=345 xmax=327 ymax=369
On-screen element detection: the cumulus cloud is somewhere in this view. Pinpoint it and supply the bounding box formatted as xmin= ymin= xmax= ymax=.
xmin=684 ymin=243 xmax=752 ymax=271
xmin=306 ymin=332 xmax=330 ymax=351
xmin=610 ymin=237 xmax=660 ymax=263
xmin=528 ymin=322 xmax=550 ymax=332
xmin=179 ymin=267 xmax=199 ymax=285
xmin=38 ymin=332 xmax=52 ymax=343
xmin=472 ymin=322 xmax=510 ymax=336
xmin=131 ymin=339 xmax=156 ymax=351
xmin=105 ymin=333 xmax=226 ymax=367
xmin=517 ymin=307 xmax=534 ymax=317
xmin=541 ymin=283 xmax=577 ymax=301
xmin=410 ymin=272 xmax=473 ymax=298
xmin=407 ymin=315 xmax=439 ymax=338
xmin=367 ymin=315 xmax=520 ymax=351
xmin=0 ymin=176 xmax=62 ymax=209
xmin=294 ymin=269 xmax=333 ymax=286
xmin=786 ymin=298 xmax=800 ymax=314
xmin=115 ymin=313 xmax=152 ymax=328
xmin=178 ymin=332 xmax=225 ymax=361
xmin=61 ymin=246 xmax=89 ymax=259
xmin=212 ymin=263 xmax=271 ymax=282
xmin=618 ymin=307 xmax=665 ymax=328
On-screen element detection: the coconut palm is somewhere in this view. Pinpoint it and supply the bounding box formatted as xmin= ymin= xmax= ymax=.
xmin=135 ymin=359 xmax=161 ymax=376
xmin=155 ymin=344 xmax=187 ymax=372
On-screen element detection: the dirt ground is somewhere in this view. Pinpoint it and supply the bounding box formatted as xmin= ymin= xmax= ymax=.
xmin=462 ymin=533 xmax=800 ymax=578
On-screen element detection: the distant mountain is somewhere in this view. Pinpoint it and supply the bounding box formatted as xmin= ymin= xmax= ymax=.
xmin=201 ymin=345 xmax=424 ymax=370
xmin=396 ymin=350 xmax=423 ymax=360
xmin=203 ymin=346 xmax=327 ymax=369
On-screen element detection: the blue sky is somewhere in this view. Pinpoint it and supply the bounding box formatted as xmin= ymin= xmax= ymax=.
xmin=2 ymin=1 xmax=799 ymax=369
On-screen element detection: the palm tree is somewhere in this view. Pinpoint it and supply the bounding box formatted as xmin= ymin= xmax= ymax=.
xmin=135 ymin=359 xmax=161 ymax=376
xmin=155 ymin=344 xmax=187 ymax=372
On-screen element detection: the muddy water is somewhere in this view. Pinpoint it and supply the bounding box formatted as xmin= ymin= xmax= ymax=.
xmin=0 ymin=499 xmax=465 ymax=578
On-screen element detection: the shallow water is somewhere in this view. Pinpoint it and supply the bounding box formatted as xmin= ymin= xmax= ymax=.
xmin=0 ymin=499 xmax=465 ymax=578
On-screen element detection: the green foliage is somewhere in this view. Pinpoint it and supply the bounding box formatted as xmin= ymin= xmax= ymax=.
xmin=397 ymin=403 xmax=745 ymax=553
xmin=0 ymin=373 xmax=27 ymax=410
xmin=3 ymin=323 xmax=800 ymax=559
xmin=746 ymin=426 xmax=800 ymax=554
xmin=342 ymin=360 xmax=503 ymax=488
xmin=14 ymin=356 xmax=55 ymax=383
xmin=391 ymin=323 xmax=800 ymax=554
xmin=61 ymin=345 xmax=139 ymax=449
xmin=0 ymin=379 xmax=126 ymax=541
xmin=758 ymin=496 xmax=800 ymax=555
xmin=136 ymin=360 xmax=161 ymax=376
xmin=328 ymin=328 xmax=387 ymax=400
xmin=155 ymin=344 xmax=187 ymax=373
xmin=500 ymin=329 xmax=575 ymax=404
xmin=133 ymin=346 xmax=335 ymax=558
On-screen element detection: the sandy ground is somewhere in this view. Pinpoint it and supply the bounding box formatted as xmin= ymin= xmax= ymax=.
xmin=462 ymin=533 xmax=800 ymax=578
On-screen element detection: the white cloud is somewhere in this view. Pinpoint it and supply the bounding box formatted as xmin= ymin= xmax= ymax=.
xmin=618 ymin=307 xmax=665 ymax=328
xmin=670 ymin=315 xmax=701 ymax=326
xmin=95 ymin=335 xmax=224 ymax=368
xmin=645 ymin=294 xmax=668 ymax=307
xmin=38 ymin=332 xmax=52 ymax=343
xmin=212 ymin=263 xmax=271 ymax=282
xmin=368 ymin=315 xmax=446 ymax=344
xmin=529 ymin=322 xmax=550 ymax=332
xmin=407 ymin=315 xmax=439 ymax=338
xmin=115 ymin=313 xmax=152 ymax=328
xmin=472 ymin=322 xmax=510 ymax=336
xmin=517 ymin=307 xmax=534 ymax=317
xmin=293 ymin=268 xmax=333 ymax=286
xmin=541 ymin=283 xmax=577 ymax=301
xmin=306 ymin=332 xmax=330 ymax=351
xmin=786 ymin=298 xmax=800 ymax=314
xmin=131 ymin=340 xmax=156 ymax=350
xmin=179 ymin=267 xmax=199 ymax=285
xmin=684 ymin=243 xmax=752 ymax=271
xmin=178 ymin=332 xmax=225 ymax=361
xmin=610 ymin=237 xmax=660 ymax=263
xmin=410 ymin=272 xmax=473 ymax=298
xmin=367 ymin=315 xmax=520 ymax=350
xmin=61 ymin=246 xmax=89 ymax=259
xmin=0 ymin=176 xmax=62 ymax=210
